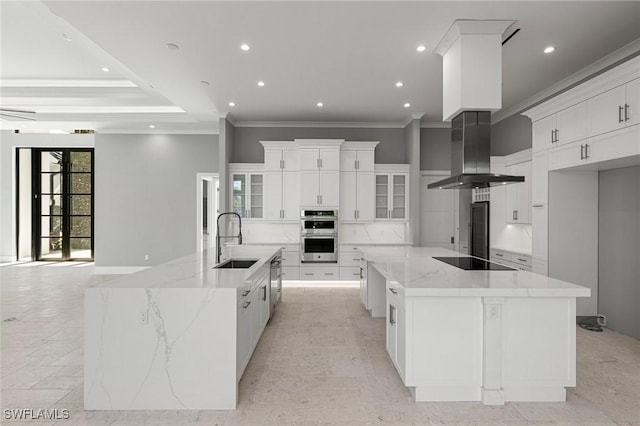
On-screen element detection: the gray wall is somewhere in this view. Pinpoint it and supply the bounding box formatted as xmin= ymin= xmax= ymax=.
xmin=490 ymin=114 xmax=532 ymax=156
xmin=598 ymin=166 xmax=640 ymax=339
xmin=405 ymin=120 xmax=421 ymax=246
xmin=548 ymin=170 xmax=599 ymax=316
xmin=420 ymin=127 xmax=450 ymax=171
xmin=232 ymin=127 xmax=406 ymax=164
xmin=95 ymin=133 xmax=219 ymax=267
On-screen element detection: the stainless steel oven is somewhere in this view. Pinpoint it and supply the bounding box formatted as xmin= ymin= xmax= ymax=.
xmin=301 ymin=209 xmax=338 ymax=262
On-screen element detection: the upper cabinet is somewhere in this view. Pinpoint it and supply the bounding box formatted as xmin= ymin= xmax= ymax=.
xmin=229 ymin=164 xmax=264 ymax=220
xmin=339 ymin=142 xmax=378 ymax=222
xmin=374 ymin=165 xmax=409 ymax=221
xmin=532 ymin=102 xmax=587 ymax=150
xmin=261 ymin=142 xmax=299 ymax=221
xmin=296 ymin=139 xmax=343 ymax=208
xmin=299 ymin=148 xmax=340 ymax=171
xmin=505 ymin=160 xmax=532 ymax=224
xmin=587 ymin=78 xmax=640 ymax=136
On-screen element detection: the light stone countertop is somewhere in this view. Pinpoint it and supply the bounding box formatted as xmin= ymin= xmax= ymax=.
xmin=362 ymin=246 xmax=590 ymax=298
xmin=92 ymin=246 xmax=280 ymax=292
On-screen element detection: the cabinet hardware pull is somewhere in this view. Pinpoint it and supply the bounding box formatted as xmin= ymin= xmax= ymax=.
xmin=242 ymin=301 xmax=251 ymax=309
xmin=495 ymin=253 xmax=503 ymax=257
xmin=550 ymin=129 xmax=554 ymax=143
xmin=513 ymin=210 xmax=517 ymax=220
xmin=242 ymin=290 xmax=250 ymax=296
xmin=304 ymin=273 xmax=313 ymax=276
xmin=619 ymin=105 xmax=624 ymax=123
xmin=517 ymin=258 xmax=527 ymax=262
xmin=532 ymin=204 xmax=543 ymax=208
xmin=324 ymin=273 xmax=333 ymax=276
xmin=359 ymin=267 xmax=363 ymax=279
xmin=555 ymin=129 xmax=559 ymax=142
xmin=515 ymin=210 xmax=518 ymax=221
xmin=389 ymin=305 xmax=396 ymax=325
xmin=353 ymin=258 xmax=360 ymax=262
xmin=625 ymin=104 xmax=630 ymax=121
xmin=262 ymin=286 xmax=267 ymax=301
xmin=319 ymin=195 xmax=323 ymax=205
xmin=389 ymin=288 xmax=397 ymax=294
xmin=280 ymin=159 xmax=284 ymax=169
xmin=585 ymin=143 xmax=590 ymax=159
xmin=580 ymin=144 xmax=585 ymax=160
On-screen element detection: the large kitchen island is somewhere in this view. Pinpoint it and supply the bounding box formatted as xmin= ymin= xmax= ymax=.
xmin=84 ymin=246 xmax=281 ymax=410
xmin=362 ymin=246 xmax=591 ymax=406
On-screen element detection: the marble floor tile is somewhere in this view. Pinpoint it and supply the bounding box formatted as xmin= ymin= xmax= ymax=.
xmin=1 ymin=262 xmax=639 ymax=425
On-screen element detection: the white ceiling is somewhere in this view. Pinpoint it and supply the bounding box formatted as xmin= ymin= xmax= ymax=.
xmin=1 ymin=1 xmax=640 ymax=134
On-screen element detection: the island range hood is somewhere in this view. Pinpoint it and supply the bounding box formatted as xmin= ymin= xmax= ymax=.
xmin=427 ymin=111 xmax=524 ymax=189
xmin=427 ymin=19 xmax=524 ymax=190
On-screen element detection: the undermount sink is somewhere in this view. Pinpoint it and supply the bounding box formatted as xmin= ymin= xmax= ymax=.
xmin=214 ymin=259 xmax=258 ymax=269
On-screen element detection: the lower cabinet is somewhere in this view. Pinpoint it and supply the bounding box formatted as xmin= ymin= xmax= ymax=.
xmin=386 ymin=284 xmax=406 ymax=380
xmin=490 ymin=248 xmax=532 ymax=272
xmin=299 ymin=265 xmax=339 ymax=280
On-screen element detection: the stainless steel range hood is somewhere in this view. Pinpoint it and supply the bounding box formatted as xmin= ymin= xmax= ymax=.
xmin=427 ymin=111 xmax=524 ymax=189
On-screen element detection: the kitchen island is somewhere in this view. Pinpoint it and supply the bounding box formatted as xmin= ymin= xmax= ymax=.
xmin=363 ymin=246 xmax=590 ymax=405
xmin=84 ymin=246 xmax=281 ymax=410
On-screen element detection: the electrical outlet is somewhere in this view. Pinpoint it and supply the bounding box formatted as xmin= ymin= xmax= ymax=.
xmin=144 ymin=254 xmax=149 ymax=261
xmin=139 ymin=309 xmax=149 ymax=325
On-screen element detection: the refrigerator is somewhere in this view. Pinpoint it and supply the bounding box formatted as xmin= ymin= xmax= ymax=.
xmin=470 ymin=201 xmax=489 ymax=260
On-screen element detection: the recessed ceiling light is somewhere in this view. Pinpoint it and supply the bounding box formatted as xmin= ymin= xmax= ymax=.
xmin=200 ymin=80 xmax=210 ymax=86
xmin=149 ymin=125 xmax=155 ymax=129
xmin=317 ymin=102 xmax=324 ymax=107
xmin=62 ymin=33 xmax=72 ymax=42
xmin=240 ymin=43 xmax=250 ymax=51
xmin=257 ymin=81 xmax=265 ymax=87
xmin=166 ymin=43 xmax=180 ymax=51
xmin=544 ymin=46 xmax=555 ymax=54
xmin=404 ymin=103 xmax=410 ymax=108
xmin=228 ymin=102 xmax=236 ymax=107
xmin=395 ymin=81 xmax=404 ymax=88
xmin=416 ymin=45 xmax=426 ymax=52
xmin=101 ymin=67 xmax=110 ymax=73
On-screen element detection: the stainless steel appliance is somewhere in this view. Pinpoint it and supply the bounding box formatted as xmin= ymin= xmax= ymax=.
xmin=301 ymin=209 xmax=338 ymax=263
xmin=269 ymin=254 xmax=282 ymax=318
xmin=470 ymin=201 xmax=489 ymax=260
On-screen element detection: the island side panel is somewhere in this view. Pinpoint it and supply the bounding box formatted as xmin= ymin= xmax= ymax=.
xmin=501 ymin=296 xmax=577 ymax=401
xmin=84 ymin=288 xmax=237 ymax=410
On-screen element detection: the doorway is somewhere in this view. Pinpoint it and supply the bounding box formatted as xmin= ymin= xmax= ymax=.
xmin=31 ymin=149 xmax=94 ymax=261
xmin=196 ymin=173 xmax=219 ymax=253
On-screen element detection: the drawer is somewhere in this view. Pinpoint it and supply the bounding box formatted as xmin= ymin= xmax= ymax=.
xmin=340 ymin=266 xmax=362 ymax=280
xmin=281 ymin=251 xmax=300 ymax=266
xmin=299 ymin=266 xmax=339 ymax=280
xmin=339 ymin=251 xmax=363 ymax=267
xmin=490 ymin=249 xmax=512 ymax=262
xmin=281 ymin=244 xmax=300 ymax=252
xmin=340 ymin=245 xmax=360 ymax=252
xmin=511 ymin=254 xmax=532 ymax=267
xmin=281 ymin=266 xmax=299 ymax=280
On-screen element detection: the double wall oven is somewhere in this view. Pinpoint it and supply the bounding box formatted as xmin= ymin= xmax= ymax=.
xmin=300 ymin=209 xmax=338 ymax=263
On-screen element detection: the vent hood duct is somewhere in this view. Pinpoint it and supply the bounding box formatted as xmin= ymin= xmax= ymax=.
xmin=428 ymin=19 xmax=524 ymax=190
xmin=427 ymin=111 xmax=524 ymax=189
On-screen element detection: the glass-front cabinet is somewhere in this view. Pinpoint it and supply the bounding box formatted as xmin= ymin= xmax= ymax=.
xmin=229 ymin=164 xmax=264 ymax=219
xmin=374 ymin=165 xmax=409 ymax=221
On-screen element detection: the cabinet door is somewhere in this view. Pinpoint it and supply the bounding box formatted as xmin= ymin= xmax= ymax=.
xmin=516 ymin=162 xmax=532 ymax=223
xmin=625 ymin=78 xmax=640 ymax=127
xmin=356 ymin=172 xmax=375 ymax=222
xmin=532 ymin=114 xmax=556 ymax=150
xmin=319 ymin=148 xmax=340 ymax=171
xmin=531 ymin=204 xmax=548 ymax=260
xmin=587 ymin=85 xmax=626 ymax=136
xmin=375 ymin=174 xmax=390 ymax=219
xmin=390 ymin=174 xmax=407 ymax=219
xmin=340 ymin=172 xmax=357 ymax=221
xmin=356 ymin=150 xmax=375 ymax=172
xmin=395 ymin=296 xmax=406 ymax=379
xmin=282 ymin=149 xmax=299 ymax=171
xmin=505 ymin=165 xmax=518 ymax=222
xmin=236 ymin=298 xmax=252 ymax=380
xmin=300 ymin=149 xmax=320 ymax=170
xmin=249 ymin=174 xmax=263 ymax=219
xmin=250 ymin=288 xmax=263 ymax=349
xmin=587 ymin=125 xmax=640 ymax=165
xmin=547 ymin=140 xmax=585 ymax=171
xmin=231 ymin=173 xmax=247 ymax=218
xmin=556 ymin=102 xmax=587 ymax=145
xmin=386 ymin=292 xmax=398 ymax=364
xmin=300 ymin=171 xmax=320 ymax=207
xmin=264 ymin=150 xmax=283 ymax=171
xmin=282 ymin=171 xmax=300 ymax=220
xmin=531 ymin=151 xmax=549 ymax=205
xmin=319 ymin=171 xmax=340 ymax=207
xmin=264 ymin=172 xmax=283 ymax=220
xmin=340 ymin=151 xmax=357 ymax=172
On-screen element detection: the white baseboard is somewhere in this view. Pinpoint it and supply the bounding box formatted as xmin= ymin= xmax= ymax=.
xmin=0 ymin=255 xmax=16 ymax=262
xmin=93 ymin=266 xmax=150 ymax=275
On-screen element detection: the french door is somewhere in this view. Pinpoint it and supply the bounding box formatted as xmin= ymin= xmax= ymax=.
xmin=32 ymin=149 xmax=94 ymax=261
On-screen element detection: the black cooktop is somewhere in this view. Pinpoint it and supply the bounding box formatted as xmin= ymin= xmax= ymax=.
xmin=433 ymin=256 xmax=516 ymax=271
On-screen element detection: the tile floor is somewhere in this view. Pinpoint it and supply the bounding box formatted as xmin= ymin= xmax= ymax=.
xmin=1 ymin=262 xmax=639 ymax=425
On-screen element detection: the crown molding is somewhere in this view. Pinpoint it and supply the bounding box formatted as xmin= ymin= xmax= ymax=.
xmin=420 ymin=121 xmax=451 ymax=129
xmin=493 ymin=38 xmax=640 ymax=124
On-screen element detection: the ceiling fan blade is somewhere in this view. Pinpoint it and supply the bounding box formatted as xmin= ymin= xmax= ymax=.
xmin=0 ymin=112 xmax=38 ymax=121
xmin=0 ymin=108 xmax=36 ymax=114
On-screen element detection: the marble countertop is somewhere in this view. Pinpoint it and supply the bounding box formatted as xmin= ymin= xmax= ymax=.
xmin=362 ymin=246 xmax=590 ymax=298
xmin=93 ymin=246 xmax=280 ymax=291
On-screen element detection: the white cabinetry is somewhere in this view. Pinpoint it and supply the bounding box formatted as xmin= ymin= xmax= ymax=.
xmin=229 ymin=164 xmax=264 ymax=220
xmin=375 ymin=165 xmax=409 ymax=220
xmin=587 ymin=78 xmax=640 ymax=136
xmin=297 ymin=140 xmax=343 ymax=208
xmin=340 ymin=142 xmax=378 ymax=222
xmin=386 ymin=283 xmax=405 ymax=380
xmin=299 ymin=265 xmax=339 ymax=280
xmin=533 ymin=102 xmax=587 ymax=150
xmin=281 ymin=244 xmax=300 ymax=280
xmin=339 ymin=246 xmax=364 ymax=281
xmin=531 ymin=150 xmax=549 ymax=205
xmin=490 ymin=248 xmax=532 ymax=272
xmin=505 ymin=161 xmax=531 ymax=224
xmin=261 ymin=142 xmax=300 ymax=221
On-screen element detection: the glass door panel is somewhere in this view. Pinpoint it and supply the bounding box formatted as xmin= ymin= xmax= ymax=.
xmin=232 ymin=174 xmax=247 ymax=217
xmin=250 ymin=174 xmax=263 ymax=218
xmin=375 ymin=174 xmax=389 ymax=219
xmin=392 ymin=175 xmax=406 ymax=219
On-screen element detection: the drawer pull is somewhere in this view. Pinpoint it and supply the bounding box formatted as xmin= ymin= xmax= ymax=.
xmin=324 ymin=273 xmax=334 ymax=276
xmin=517 ymin=258 xmax=528 ymax=262
xmin=389 ymin=288 xmax=398 ymax=294
xmin=495 ymin=253 xmax=504 ymax=257
xmin=242 ymin=301 xmax=251 ymax=309
xmin=242 ymin=290 xmax=250 ymax=296
xmin=304 ymin=273 xmax=314 ymax=276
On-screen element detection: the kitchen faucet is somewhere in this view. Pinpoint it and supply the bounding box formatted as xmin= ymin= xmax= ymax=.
xmin=215 ymin=212 xmax=243 ymax=263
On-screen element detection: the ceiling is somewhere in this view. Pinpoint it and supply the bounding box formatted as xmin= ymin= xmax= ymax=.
xmin=1 ymin=1 xmax=640 ymax=134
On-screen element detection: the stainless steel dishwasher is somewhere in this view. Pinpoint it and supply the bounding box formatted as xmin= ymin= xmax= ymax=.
xmin=269 ymin=254 xmax=282 ymax=318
